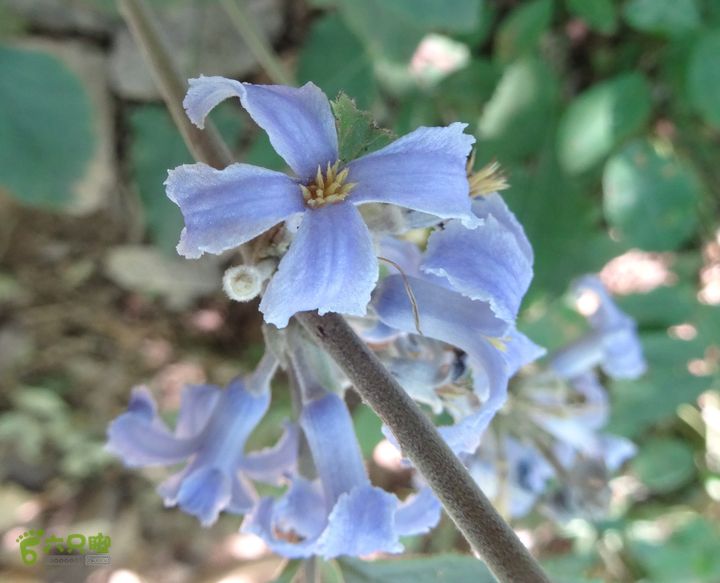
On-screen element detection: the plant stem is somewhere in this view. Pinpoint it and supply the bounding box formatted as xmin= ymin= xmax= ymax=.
xmin=221 ymin=0 xmax=295 ymax=86
xmin=118 ymin=2 xmax=551 ymax=580
xmin=118 ymin=0 xmax=234 ymax=170
xmin=296 ymin=311 xmax=552 ymax=583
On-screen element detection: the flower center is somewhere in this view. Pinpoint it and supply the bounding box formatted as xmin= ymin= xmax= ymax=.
xmin=300 ymin=161 xmax=357 ymax=208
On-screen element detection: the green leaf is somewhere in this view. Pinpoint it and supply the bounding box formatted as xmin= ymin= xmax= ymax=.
xmin=565 ymin=0 xmax=617 ymax=34
xmin=129 ymin=106 xmax=189 ymax=254
xmin=436 ymin=58 xmax=501 ymax=119
xmin=336 ymin=0 xmax=481 ymax=63
xmin=687 ymin=29 xmax=720 ymax=129
xmin=338 ymin=555 xmax=495 ymax=582
xmin=631 ymin=437 xmax=696 ymax=493
xmin=130 ymin=104 xmax=243 ymax=253
xmin=495 ymin=0 xmax=553 ymax=63
xmin=557 ymin=73 xmax=652 ymax=174
xmin=331 ymin=94 xmax=394 ymax=162
xmin=607 ymin=332 xmax=709 ymax=437
xmin=628 ymin=515 xmax=720 ymax=582
xmin=503 ymin=147 xmax=617 ymax=296
xmin=616 ymin=285 xmax=698 ymax=329
xmin=353 ymin=404 xmax=383 ymax=457
xmin=603 ymin=139 xmax=701 ymax=251
xmin=478 ymin=57 xmax=559 ymax=163
xmin=298 ymin=13 xmax=377 ymax=108
xmin=0 ymin=45 xmax=94 ymax=208
xmin=623 ymin=0 xmax=701 ymax=37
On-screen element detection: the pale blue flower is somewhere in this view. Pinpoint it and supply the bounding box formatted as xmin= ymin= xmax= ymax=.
xmin=166 ymin=79 xmax=478 ymax=327
xmin=243 ymin=392 xmax=440 ymax=558
xmin=550 ymin=275 xmax=646 ymax=380
xmin=106 ymin=355 xmax=297 ymax=526
xmin=373 ymin=195 xmax=541 ymax=453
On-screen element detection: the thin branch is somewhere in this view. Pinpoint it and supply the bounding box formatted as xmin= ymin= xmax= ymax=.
xmin=296 ymin=311 xmax=551 ymax=583
xmin=220 ymin=0 xmax=296 ymax=86
xmin=119 ymin=0 xmax=234 ymax=170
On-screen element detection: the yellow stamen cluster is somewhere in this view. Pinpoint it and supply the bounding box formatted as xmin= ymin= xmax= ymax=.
xmin=300 ymin=161 xmax=357 ymax=208
xmin=467 ymin=151 xmax=509 ymax=197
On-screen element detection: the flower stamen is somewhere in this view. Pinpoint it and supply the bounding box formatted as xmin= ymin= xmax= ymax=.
xmin=467 ymin=151 xmax=509 ymax=197
xmin=301 ymin=161 xmax=357 ymax=208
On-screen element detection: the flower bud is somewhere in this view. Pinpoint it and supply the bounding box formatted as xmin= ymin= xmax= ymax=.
xmin=222 ymin=261 xmax=274 ymax=302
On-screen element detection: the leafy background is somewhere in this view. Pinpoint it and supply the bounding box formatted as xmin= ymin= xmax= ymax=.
xmin=1 ymin=0 xmax=719 ymax=581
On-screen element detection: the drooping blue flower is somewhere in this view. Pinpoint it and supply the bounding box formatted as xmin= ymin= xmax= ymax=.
xmin=373 ymin=194 xmax=541 ymax=453
xmin=550 ymin=275 xmax=646 ymax=380
xmin=243 ymin=391 xmax=441 ymax=558
xmin=106 ymin=354 xmax=297 ymax=526
xmin=165 ymin=79 xmax=478 ymax=327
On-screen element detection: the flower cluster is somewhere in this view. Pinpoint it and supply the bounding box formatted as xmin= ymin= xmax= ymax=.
xmin=106 ymin=80 xmax=645 ymax=559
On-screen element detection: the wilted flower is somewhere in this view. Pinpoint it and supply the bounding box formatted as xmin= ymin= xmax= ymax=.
xmin=166 ymin=79 xmax=478 ymax=327
xmin=106 ymin=354 xmax=297 ymax=526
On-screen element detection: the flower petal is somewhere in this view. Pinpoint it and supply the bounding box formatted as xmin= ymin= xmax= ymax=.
xmin=394 ymin=488 xmax=442 ymax=536
xmin=173 ymin=467 xmax=232 ymax=527
xmin=260 ymin=203 xmax=377 ymax=328
xmin=472 ymin=193 xmax=533 ymax=263
xmin=106 ymin=387 xmax=199 ymax=467
xmin=185 ymin=78 xmax=338 ymax=181
xmin=503 ymin=329 xmax=546 ymax=376
xmin=175 ymin=384 xmax=222 ymax=439
xmin=226 ymin=473 xmax=258 ymax=514
xmin=300 ymin=393 xmax=369 ymax=508
xmin=378 ymin=236 xmax=423 ymax=277
xmin=422 ymin=215 xmax=533 ymax=323
xmin=347 ymin=123 xmax=477 ymax=225
xmin=438 ymin=407 xmax=497 ymax=455
xmin=316 ymin=485 xmax=403 ymax=558
xmin=374 ymin=274 xmax=510 ymax=403
xmin=242 ymin=478 xmax=326 ymax=558
xmin=374 ymin=274 xmax=508 ymax=346
xmin=165 ymin=163 xmax=304 ymax=258
xmin=241 ymin=421 xmax=299 ymax=484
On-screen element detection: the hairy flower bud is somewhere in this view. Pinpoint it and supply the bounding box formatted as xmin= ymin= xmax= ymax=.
xmin=223 ymin=261 xmax=274 ymax=302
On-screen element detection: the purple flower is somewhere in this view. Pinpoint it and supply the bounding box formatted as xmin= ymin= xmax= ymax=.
xmin=166 ymin=79 xmax=478 ymax=327
xmin=106 ymin=355 xmax=297 ymax=526
xmin=243 ymin=392 xmax=440 ymax=558
xmin=550 ymin=275 xmax=646 ymax=380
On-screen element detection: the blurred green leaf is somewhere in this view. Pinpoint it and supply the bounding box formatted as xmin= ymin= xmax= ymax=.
xmin=435 ymin=58 xmax=500 ymax=119
xmin=298 ymin=13 xmax=377 ymax=108
xmin=478 ymin=57 xmax=559 ymax=163
xmin=332 ymin=94 xmax=394 ymax=162
xmin=504 ymin=147 xmax=617 ymax=295
xmin=557 ymin=73 xmax=652 ymax=174
xmin=129 ymin=106 xmax=188 ymax=254
xmin=627 ymin=515 xmax=720 ymax=582
xmin=338 ymin=555 xmax=495 ymax=582
xmin=0 ymin=45 xmax=94 ymax=208
xmin=687 ymin=29 xmax=720 ymax=129
xmin=623 ymin=0 xmax=701 ymax=37
xmin=495 ymin=0 xmax=553 ymax=63
xmin=337 ymin=0 xmax=481 ymax=63
xmin=631 ymin=437 xmax=696 ymax=492
xmin=353 ymin=404 xmax=383 ymax=457
xmin=603 ymin=139 xmax=701 ymax=251
xmin=566 ymin=0 xmax=617 ymax=34
xmin=130 ymin=104 xmax=243 ymax=253
xmin=608 ymin=332 xmax=709 ymax=437
xmin=616 ymin=285 xmax=698 ymax=328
